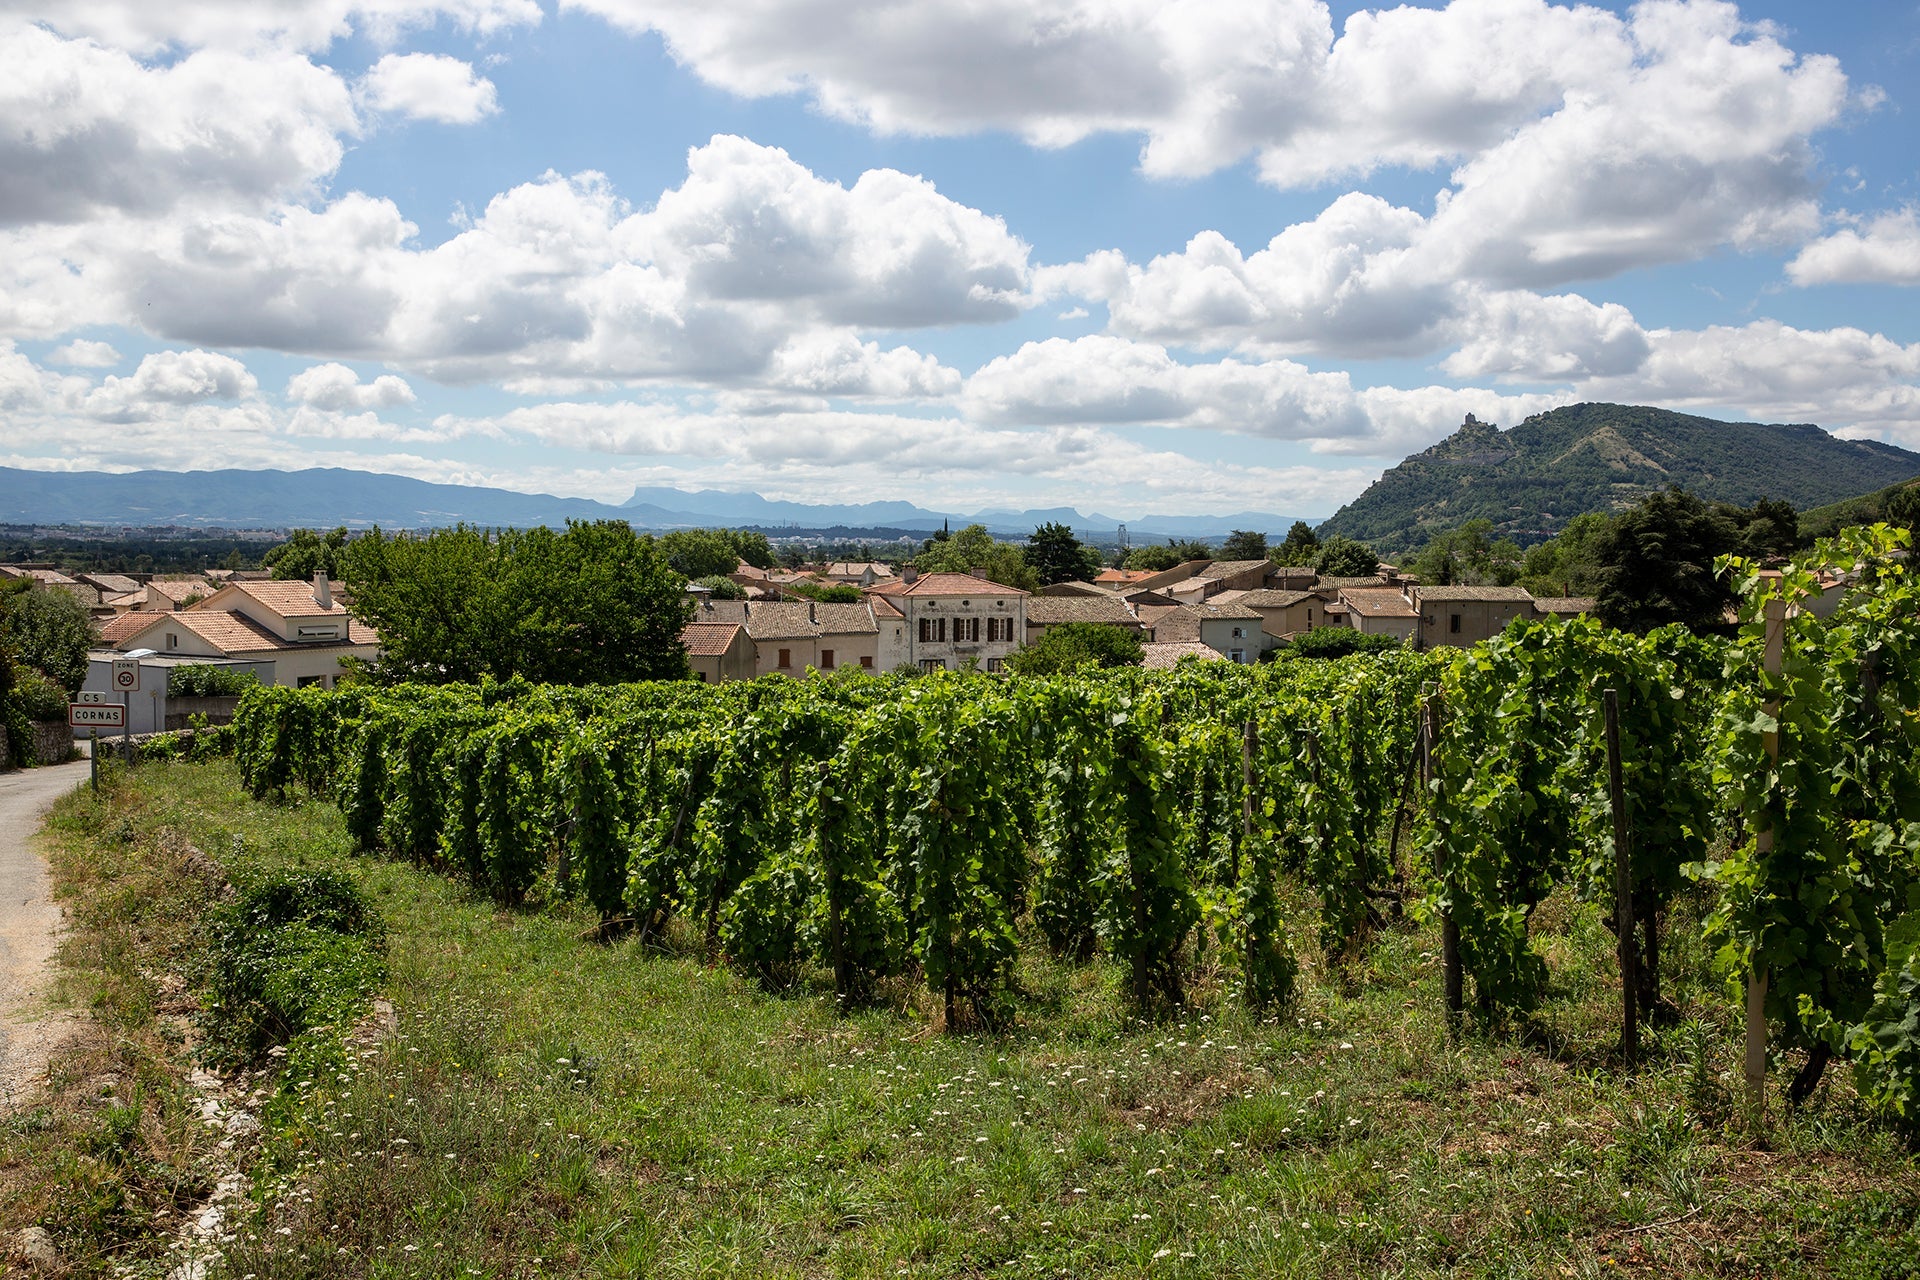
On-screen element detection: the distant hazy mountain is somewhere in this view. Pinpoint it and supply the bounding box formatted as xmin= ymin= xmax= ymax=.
xmin=1313 ymin=403 xmax=1920 ymax=555
xmin=0 ymin=466 xmax=1311 ymax=540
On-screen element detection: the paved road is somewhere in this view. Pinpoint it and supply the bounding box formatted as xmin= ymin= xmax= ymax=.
xmin=0 ymin=759 xmax=92 ymax=1108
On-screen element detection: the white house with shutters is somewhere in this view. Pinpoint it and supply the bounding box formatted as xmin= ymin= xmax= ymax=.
xmin=866 ymin=571 xmax=1028 ymax=672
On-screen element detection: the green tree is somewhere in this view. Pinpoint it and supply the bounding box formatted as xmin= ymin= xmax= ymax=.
xmin=264 ymin=527 xmax=349 ymax=581
xmin=914 ymin=524 xmax=1039 ymax=591
xmin=1520 ymin=511 xmax=1611 ymax=597
xmin=728 ymin=530 xmax=779 ymax=570
xmin=343 ymin=521 xmax=690 ymax=685
xmin=1273 ymin=520 xmax=1320 ymax=566
xmin=1 ymin=580 xmax=95 ymax=691
xmin=695 ymin=575 xmax=747 ymax=600
xmin=1004 ymin=622 xmax=1145 ymax=675
xmin=1123 ymin=544 xmax=1180 ymax=571
xmin=1593 ymin=488 xmax=1739 ymax=632
xmin=1408 ymin=518 xmax=1522 ymax=587
xmin=1219 ymin=529 xmax=1268 ymax=560
xmin=1024 ymin=522 xmax=1098 ymax=586
xmin=1731 ymin=496 xmax=1798 ymax=559
xmin=659 ymin=529 xmax=744 ymax=580
xmin=1312 ymin=535 xmax=1378 ymax=578
xmin=1884 ymin=484 xmax=1920 ymax=538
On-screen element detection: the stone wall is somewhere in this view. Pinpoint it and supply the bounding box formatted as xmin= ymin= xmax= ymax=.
xmin=31 ymin=720 xmax=75 ymax=764
xmin=164 ymin=696 xmax=244 ymax=732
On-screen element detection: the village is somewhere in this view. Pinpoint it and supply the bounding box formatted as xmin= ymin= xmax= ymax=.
xmin=0 ymin=548 xmax=1593 ymax=740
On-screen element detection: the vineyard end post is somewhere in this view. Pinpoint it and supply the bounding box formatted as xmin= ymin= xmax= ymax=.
xmin=1745 ymin=595 xmax=1788 ymax=1125
xmin=1237 ymin=719 xmax=1255 ymax=885
xmin=819 ymin=761 xmax=846 ymax=1001
xmin=1424 ymin=688 xmax=1463 ymax=1037
xmin=1603 ymin=688 xmax=1638 ymax=1064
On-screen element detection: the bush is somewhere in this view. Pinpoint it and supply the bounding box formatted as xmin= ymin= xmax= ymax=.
xmin=1005 ymin=622 xmax=1144 ymax=676
xmin=1285 ymin=628 xmax=1400 ymax=659
xmin=166 ymin=664 xmax=261 ymax=698
xmin=12 ymin=664 xmax=70 ymax=721
xmin=199 ymin=868 xmax=386 ymax=1065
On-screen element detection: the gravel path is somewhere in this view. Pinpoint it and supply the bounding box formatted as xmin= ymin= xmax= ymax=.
xmin=0 ymin=758 xmax=92 ymax=1109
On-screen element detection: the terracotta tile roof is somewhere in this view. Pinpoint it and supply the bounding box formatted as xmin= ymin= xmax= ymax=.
xmin=1095 ymin=568 xmax=1153 ymax=584
xmin=1025 ymin=595 xmax=1139 ymax=627
xmin=98 ymin=612 xmax=158 ymax=646
xmin=682 ymin=622 xmax=746 ymax=657
xmin=692 ymin=600 xmax=750 ymax=625
xmin=104 ymin=591 xmax=146 ymax=608
xmin=1340 ymin=588 xmax=1418 ymax=618
xmin=1141 ymin=641 xmax=1223 ymax=669
xmin=879 ymin=572 xmax=1027 ymax=597
xmin=1205 ymin=559 xmax=1273 ymax=578
xmin=1039 ymin=580 xmax=1119 ymax=598
xmin=223 ymin=579 xmax=349 ymax=616
xmin=825 ymin=561 xmax=896 ymax=579
xmin=1316 ymin=575 xmax=1388 ymax=591
xmin=1533 ymin=597 xmax=1596 ymax=614
xmin=1237 ymin=589 xmax=1317 ymax=609
xmin=814 ymin=602 xmax=878 ymax=635
xmin=82 ymin=573 xmax=142 ymax=595
xmin=868 ymin=594 xmax=905 ymax=620
xmin=742 ymin=601 xmax=819 ymax=640
xmin=1134 ymin=604 xmax=1181 ymax=635
xmin=116 ymin=609 xmax=376 ymax=653
xmin=1415 ymin=585 xmax=1535 ymax=603
xmin=1187 ymin=600 xmax=1261 ymax=620
xmin=147 ymin=577 xmax=213 ymax=603
xmin=26 ymin=568 xmax=78 ymax=586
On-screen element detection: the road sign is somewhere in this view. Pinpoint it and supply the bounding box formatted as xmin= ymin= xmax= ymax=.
xmin=76 ymin=690 xmax=110 ymax=705
xmin=112 ymin=659 xmax=140 ymax=692
xmin=70 ymin=703 xmax=126 ymax=729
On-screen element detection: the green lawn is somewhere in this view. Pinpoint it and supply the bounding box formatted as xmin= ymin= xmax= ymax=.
xmin=6 ymin=760 xmax=1918 ymax=1278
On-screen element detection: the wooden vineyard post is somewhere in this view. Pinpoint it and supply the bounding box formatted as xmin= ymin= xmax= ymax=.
xmin=1746 ymin=596 xmax=1787 ymax=1124
xmin=1236 ymin=719 xmax=1256 ymax=885
xmin=820 ymin=761 xmax=846 ymax=1002
xmin=1423 ymin=686 xmax=1463 ymax=1036
xmin=90 ymin=730 xmax=99 ymax=792
xmin=1604 ymin=689 xmax=1638 ymax=1064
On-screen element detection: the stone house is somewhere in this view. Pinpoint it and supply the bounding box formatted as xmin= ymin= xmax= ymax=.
xmin=682 ymin=621 xmax=756 ymax=683
xmin=1023 ymin=594 xmax=1143 ymax=645
xmin=96 ymin=574 xmax=379 ymax=690
xmin=1411 ymin=585 xmax=1536 ymax=648
xmin=867 ymin=571 xmax=1027 ymax=672
xmin=1337 ymin=588 xmax=1420 ymax=641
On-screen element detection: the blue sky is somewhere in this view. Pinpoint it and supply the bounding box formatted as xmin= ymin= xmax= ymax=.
xmin=2 ymin=0 xmax=1918 ymax=520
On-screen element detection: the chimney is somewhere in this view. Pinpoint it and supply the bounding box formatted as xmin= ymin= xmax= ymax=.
xmin=808 ymin=602 xmax=817 ymax=624
xmin=313 ymin=570 xmax=332 ymax=611
xmin=903 ymin=566 xmax=919 ymax=585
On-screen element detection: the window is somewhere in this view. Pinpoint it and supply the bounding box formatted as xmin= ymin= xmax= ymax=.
xmin=986 ymin=658 xmax=1005 ymax=673
xmin=165 ymin=632 xmax=177 ymax=650
xmin=296 ymin=675 xmax=322 ymax=688
xmin=1229 ymin=649 xmax=1246 ymax=664
xmin=953 ymin=616 xmax=979 ymax=643
xmin=859 ymin=656 xmax=873 ymax=670
xmin=820 ymin=649 xmax=835 ymax=670
xmin=988 ymin=616 xmax=1015 ymax=642
xmin=920 ymin=658 xmax=944 ymax=673
xmin=697 ymin=671 xmax=708 ymax=682
xmin=1449 ymin=613 xmax=1462 ymax=634
xmin=1232 ymin=626 xmax=1245 ymax=638
xmin=778 ymin=647 xmax=793 ymax=668
xmin=918 ymin=617 xmax=948 ymax=643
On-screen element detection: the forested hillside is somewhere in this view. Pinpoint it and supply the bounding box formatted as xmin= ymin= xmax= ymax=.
xmin=1316 ymin=403 xmax=1920 ymax=555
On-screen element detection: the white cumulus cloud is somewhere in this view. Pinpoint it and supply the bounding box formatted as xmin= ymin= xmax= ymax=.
xmin=286 ymin=362 xmax=417 ymax=409
xmin=4 ymin=0 xmax=541 ymax=55
xmin=1787 ymin=209 xmax=1920 ymax=287
xmin=358 ymin=52 xmax=500 ymax=124
xmin=48 ymin=339 xmax=123 ymax=367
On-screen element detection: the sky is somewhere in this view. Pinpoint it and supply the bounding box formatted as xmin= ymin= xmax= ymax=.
xmin=1 ymin=0 xmax=1918 ymax=521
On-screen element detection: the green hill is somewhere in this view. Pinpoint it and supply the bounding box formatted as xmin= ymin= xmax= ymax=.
xmin=1315 ymin=403 xmax=1920 ymax=555
xmin=1799 ymin=475 xmax=1920 ymax=541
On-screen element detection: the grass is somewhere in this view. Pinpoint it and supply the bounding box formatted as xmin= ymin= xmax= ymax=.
xmin=5 ymin=759 xmax=1919 ymax=1278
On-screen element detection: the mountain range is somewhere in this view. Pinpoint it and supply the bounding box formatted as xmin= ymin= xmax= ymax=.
xmin=1314 ymin=403 xmax=1920 ymax=555
xmin=0 ymin=466 xmax=1305 ymax=541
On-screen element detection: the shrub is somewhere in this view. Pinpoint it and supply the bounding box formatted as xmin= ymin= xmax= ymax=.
xmin=1005 ymin=622 xmax=1145 ymax=676
xmin=199 ymin=868 xmax=386 ymax=1065
xmin=166 ymin=664 xmax=261 ymax=698
xmin=12 ymin=664 xmax=70 ymax=721
xmin=1285 ymin=628 xmax=1400 ymax=659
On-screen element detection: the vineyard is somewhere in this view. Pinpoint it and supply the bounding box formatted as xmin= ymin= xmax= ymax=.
xmin=229 ymin=525 xmax=1920 ymax=1127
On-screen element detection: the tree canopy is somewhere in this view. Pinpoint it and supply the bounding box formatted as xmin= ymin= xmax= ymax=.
xmin=264 ymin=527 xmax=350 ymax=581
xmin=1219 ymin=529 xmax=1268 ymax=561
xmin=1273 ymin=521 xmax=1320 ymax=566
xmin=1024 ymin=522 xmax=1101 ymax=586
xmin=914 ymin=524 xmax=1039 ymax=591
xmin=342 ymin=521 xmax=691 ymax=685
xmin=1124 ymin=539 xmax=1211 ymax=571
xmin=1 ymin=579 xmax=95 ymax=691
xmin=1312 ymin=535 xmax=1378 ymax=578
xmin=1408 ymin=518 xmax=1522 ymax=588
xmin=1004 ymin=621 xmax=1145 ymax=676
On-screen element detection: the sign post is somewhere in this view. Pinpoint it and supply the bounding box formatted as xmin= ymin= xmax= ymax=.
xmin=112 ymin=660 xmax=138 ymax=763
